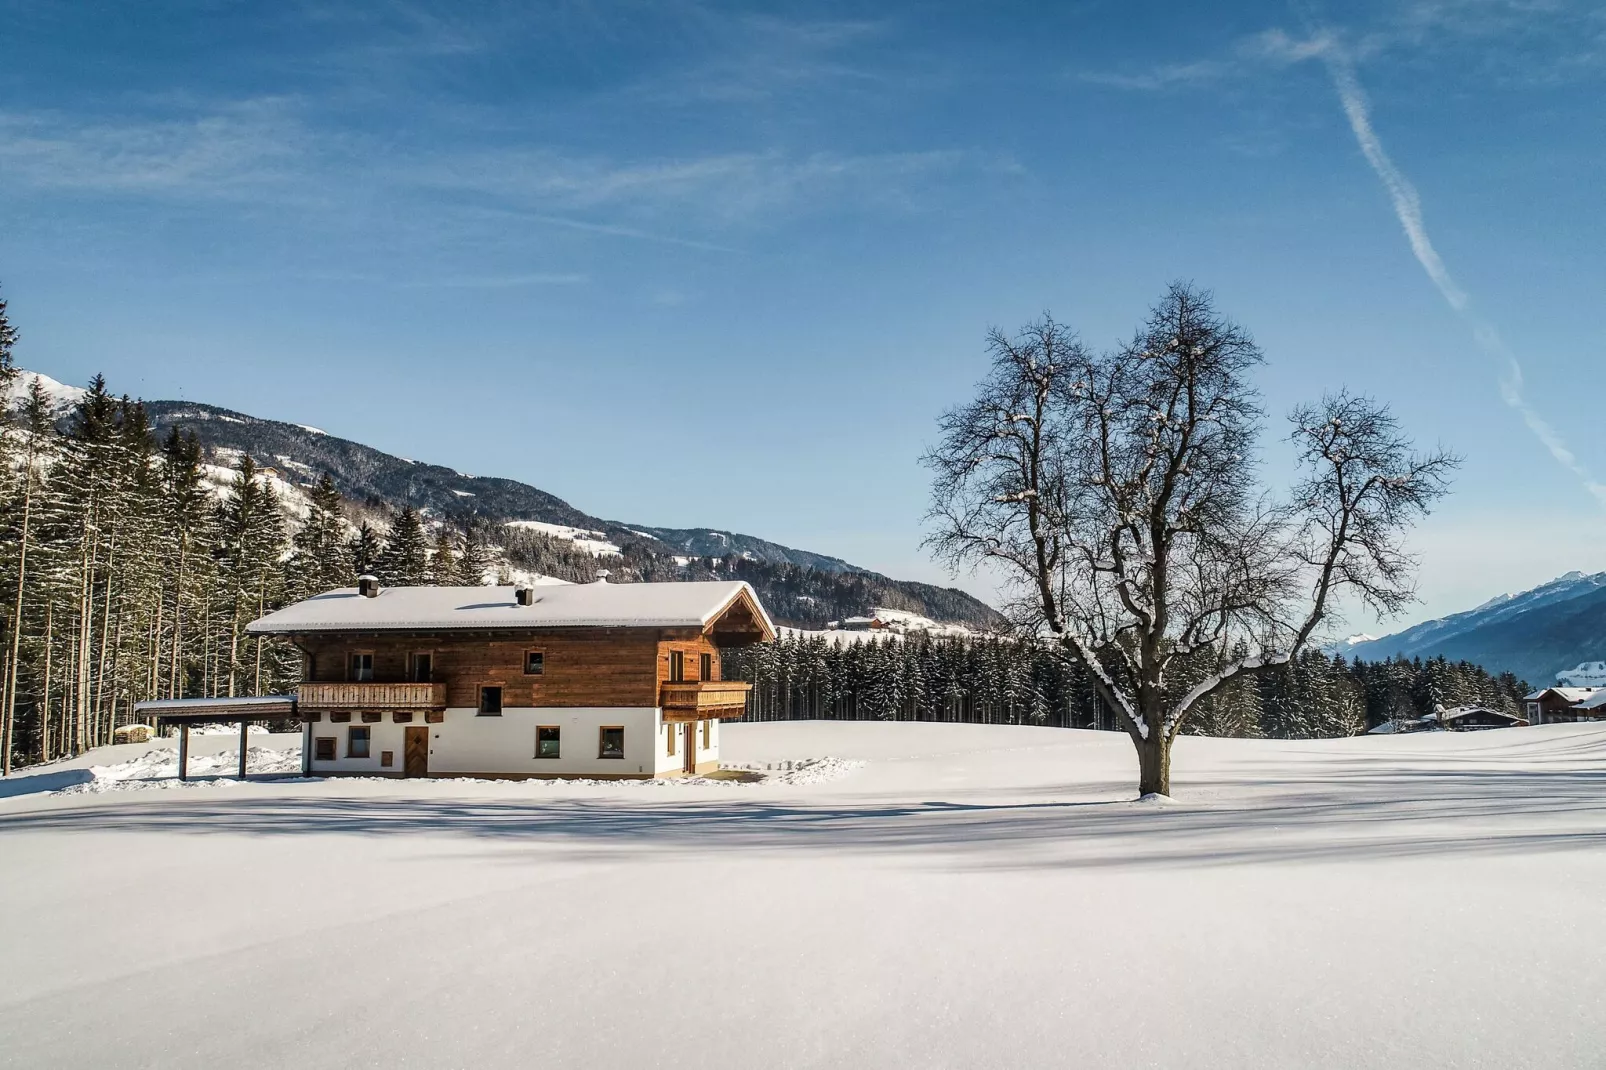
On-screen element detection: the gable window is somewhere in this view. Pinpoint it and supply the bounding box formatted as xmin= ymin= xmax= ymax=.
xmin=479 ymin=686 xmax=503 ymax=715
xmin=668 ymin=650 xmax=685 ymax=683
xmin=410 ymin=652 xmax=433 ymax=683
xmin=348 ymin=726 xmax=371 ymax=759
xmin=599 ymin=726 xmax=625 ymax=759
xmin=665 ymin=723 xmax=677 ymax=757
xmin=700 ymin=652 xmax=713 ymax=682
xmin=525 ymin=651 xmax=545 ymax=676
xmin=349 ymin=653 xmax=374 ymax=682
xmin=535 ymin=726 xmax=561 ymax=759
xmin=314 ymin=736 xmax=336 ymax=761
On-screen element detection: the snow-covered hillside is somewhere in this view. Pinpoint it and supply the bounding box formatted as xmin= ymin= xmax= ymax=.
xmin=2 ymin=721 xmax=1603 ymax=1068
xmin=5 ymin=369 xmax=87 ymax=415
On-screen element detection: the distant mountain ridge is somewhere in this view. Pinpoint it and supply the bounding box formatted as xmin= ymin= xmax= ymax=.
xmin=1345 ymin=571 xmax=1606 ymax=685
xmin=11 ymin=370 xmax=999 ymax=630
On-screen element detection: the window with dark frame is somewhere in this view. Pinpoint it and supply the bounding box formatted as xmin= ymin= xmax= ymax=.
xmin=314 ymin=736 xmax=336 ymax=761
xmin=348 ymin=726 xmax=371 ymax=758
xmin=349 ymin=652 xmax=374 ymax=682
xmin=479 ymin=686 xmax=503 ymax=715
xmin=411 ymin=652 xmax=433 ymax=683
xmin=381 ymin=750 xmax=394 ymax=767
xmin=525 ymin=651 xmax=545 ymax=676
xmin=669 ymin=650 xmax=685 ymax=683
xmin=700 ymin=652 xmax=713 ymax=682
xmin=599 ymin=726 xmax=624 ymax=759
xmin=535 ymin=725 xmax=561 ymax=759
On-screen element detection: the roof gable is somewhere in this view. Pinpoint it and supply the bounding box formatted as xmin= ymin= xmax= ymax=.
xmin=247 ymin=580 xmax=775 ymax=638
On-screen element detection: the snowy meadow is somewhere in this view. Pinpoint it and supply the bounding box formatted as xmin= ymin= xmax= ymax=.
xmin=2 ymin=720 xmax=1603 ymax=1069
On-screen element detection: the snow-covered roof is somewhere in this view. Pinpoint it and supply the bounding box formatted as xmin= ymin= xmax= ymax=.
xmin=1437 ymin=705 xmax=1522 ymax=722
xmin=246 ymin=580 xmax=774 ymax=637
xmin=1524 ymin=687 xmax=1604 ymax=702
xmin=1574 ymin=690 xmax=1606 ymax=711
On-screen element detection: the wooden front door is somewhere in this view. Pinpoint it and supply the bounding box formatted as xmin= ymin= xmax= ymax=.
xmin=404 ymin=726 xmax=429 ymax=778
xmin=683 ymin=723 xmax=696 ymax=775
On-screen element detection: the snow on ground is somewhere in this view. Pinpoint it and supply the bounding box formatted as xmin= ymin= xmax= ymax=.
xmin=503 ymin=519 xmax=623 ymax=557
xmin=2 ymin=721 xmax=1605 ymax=1069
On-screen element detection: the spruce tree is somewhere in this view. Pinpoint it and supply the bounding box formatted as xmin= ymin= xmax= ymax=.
xmin=376 ymin=506 xmax=430 ymax=586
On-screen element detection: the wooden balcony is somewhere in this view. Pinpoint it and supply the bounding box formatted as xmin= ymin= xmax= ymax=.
xmin=297 ymin=682 xmax=447 ymax=710
xmin=660 ymin=680 xmax=752 ymax=721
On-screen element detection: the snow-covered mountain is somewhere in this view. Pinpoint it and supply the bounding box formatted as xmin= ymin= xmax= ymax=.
xmin=1344 ymin=571 xmax=1606 ymax=686
xmin=15 ymin=369 xmax=1000 ymax=631
xmin=5 ymin=369 xmax=87 ymax=416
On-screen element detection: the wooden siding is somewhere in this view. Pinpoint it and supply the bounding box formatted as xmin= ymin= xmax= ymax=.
xmin=299 ymin=629 xmax=662 ymax=709
xmin=298 ymin=682 xmax=446 ymax=709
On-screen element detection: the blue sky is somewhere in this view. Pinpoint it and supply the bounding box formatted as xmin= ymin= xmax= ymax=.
xmin=3 ymin=0 xmax=1604 ymax=631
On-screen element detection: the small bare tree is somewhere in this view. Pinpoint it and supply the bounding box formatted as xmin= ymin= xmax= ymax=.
xmin=924 ymin=283 xmax=1456 ymax=796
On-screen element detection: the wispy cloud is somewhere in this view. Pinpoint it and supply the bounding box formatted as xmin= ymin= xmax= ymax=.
xmin=1313 ymin=37 xmax=1606 ymax=505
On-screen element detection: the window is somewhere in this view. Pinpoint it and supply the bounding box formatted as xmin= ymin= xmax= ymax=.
xmin=479 ymin=686 xmax=503 ymax=715
xmin=349 ymin=653 xmax=374 ymax=682
xmin=525 ymin=650 xmax=545 ymax=676
xmin=361 ymin=711 xmax=382 ymax=723
xmin=535 ymin=726 xmax=561 ymax=759
xmin=702 ymin=720 xmax=712 ymax=750
xmin=666 ymin=723 xmax=677 ymax=756
xmin=392 ymin=711 xmax=413 ymax=723
xmin=668 ymin=650 xmax=685 ymax=683
xmin=411 ymin=652 xmax=433 ymax=683
xmin=599 ymin=726 xmax=624 ymax=759
xmin=425 ymin=710 xmax=444 ymax=724
xmin=380 ymin=750 xmax=394 ymax=767
xmin=330 ymin=711 xmax=351 ymax=724
xmin=700 ymin=652 xmax=713 ymax=682
xmin=314 ymin=736 xmax=335 ymax=761
xmin=348 ymin=726 xmax=371 ymax=759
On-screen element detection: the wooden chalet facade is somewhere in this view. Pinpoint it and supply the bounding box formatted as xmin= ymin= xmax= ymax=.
xmin=1522 ymin=687 xmax=1606 ymax=726
xmin=246 ymin=578 xmax=775 ymax=779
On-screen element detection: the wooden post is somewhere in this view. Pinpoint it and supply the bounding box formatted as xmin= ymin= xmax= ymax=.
xmin=238 ymin=719 xmax=248 ymax=779
xmin=178 ymin=724 xmax=190 ymax=782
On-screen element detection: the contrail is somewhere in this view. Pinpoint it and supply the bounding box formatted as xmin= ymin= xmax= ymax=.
xmin=1320 ymin=45 xmax=1606 ymax=506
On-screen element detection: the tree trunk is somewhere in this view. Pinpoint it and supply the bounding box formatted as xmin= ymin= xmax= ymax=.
xmin=1134 ymin=733 xmax=1172 ymax=797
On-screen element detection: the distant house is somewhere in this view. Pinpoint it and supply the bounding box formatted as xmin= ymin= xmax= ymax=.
xmin=244 ymin=577 xmax=775 ymax=779
xmin=1523 ymin=687 xmax=1606 ymax=725
xmin=835 ymin=616 xmax=889 ymax=632
xmin=1556 ymin=661 xmax=1606 ymax=688
xmin=1433 ymin=705 xmax=1528 ymax=731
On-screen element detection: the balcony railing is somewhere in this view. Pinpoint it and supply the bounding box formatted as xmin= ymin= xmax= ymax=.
xmin=660 ymin=680 xmax=752 ymax=720
xmin=297 ymin=682 xmax=447 ymax=710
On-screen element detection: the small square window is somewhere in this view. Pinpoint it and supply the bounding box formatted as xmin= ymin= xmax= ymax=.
xmin=330 ymin=711 xmax=351 ymax=724
xmin=599 ymin=726 xmax=624 ymax=759
xmin=479 ymin=686 xmax=503 ymax=715
xmin=525 ymin=651 xmax=545 ymax=676
xmin=535 ymin=725 xmax=561 ymax=759
xmin=348 ymin=726 xmax=371 ymax=759
xmin=314 ymin=736 xmax=335 ymax=761
xmin=380 ymin=750 xmax=394 ymax=767
xmin=361 ymin=710 xmax=382 ymax=723
xmin=393 ymin=710 xmax=413 ymax=723
xmin=425 ymin=710 xmax=444 ymax=724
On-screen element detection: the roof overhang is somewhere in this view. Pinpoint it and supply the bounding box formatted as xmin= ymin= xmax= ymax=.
xmin=134 ymin=696 xmax=297 ymax=724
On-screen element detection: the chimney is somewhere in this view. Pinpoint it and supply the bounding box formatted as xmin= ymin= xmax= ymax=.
xmin=357 ymin=574 xmax=380 ymax=598
xmin=515 ymin=586 xmax=536 ymax=606
xmin=594 ymin=569 xmax=611 ymax=584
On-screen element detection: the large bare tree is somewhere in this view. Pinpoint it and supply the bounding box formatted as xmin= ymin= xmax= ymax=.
xmin=924 ymin=283 xmax=1456 ymax=796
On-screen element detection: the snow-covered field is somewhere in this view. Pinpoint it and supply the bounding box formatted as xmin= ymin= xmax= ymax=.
xmin=2 ymin=721 xmax=1603 ymax=1069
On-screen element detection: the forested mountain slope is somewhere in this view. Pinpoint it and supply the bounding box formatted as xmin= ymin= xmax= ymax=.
xmin=129 ymin=392 xmax=998 ymax=630
xmin=1347 ymin=571 xmax=1606 ymax=686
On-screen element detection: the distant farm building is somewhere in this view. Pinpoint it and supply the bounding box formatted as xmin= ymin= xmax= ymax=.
xmin=1523 ymin=687 xmax=1606 ymax=725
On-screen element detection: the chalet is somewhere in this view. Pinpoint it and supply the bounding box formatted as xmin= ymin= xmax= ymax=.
xmin=1433 ymin=705 xmax=1528 ymax=731
xmin=242 ymin=576 xmax=775 ymax=779
xmin=835 ymin=616 xmax=888 ymax=632
xmin=1522 ymin=687 xmax=1605 ymax=726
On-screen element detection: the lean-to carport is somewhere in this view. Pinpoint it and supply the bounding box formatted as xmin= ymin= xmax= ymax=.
xmin=131 ymin=696 xmax=299 ymax=781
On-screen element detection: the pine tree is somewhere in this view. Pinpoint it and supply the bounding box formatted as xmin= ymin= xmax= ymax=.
xmin=287 ymin=474 xmax=351 ymax=599
xmin=459 ymin=521 xmax=493 ymax=585
xmin=376 ymin=507 xmax=430 ymax=586
xmin=431 ymin=526 xmax=461 ymax=585
xmin=350 ymin=521 xmax=384 ymax=578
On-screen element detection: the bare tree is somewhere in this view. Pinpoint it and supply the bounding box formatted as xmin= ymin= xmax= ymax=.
xmin=925 ymin=283 xmax=1456 ymax=796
